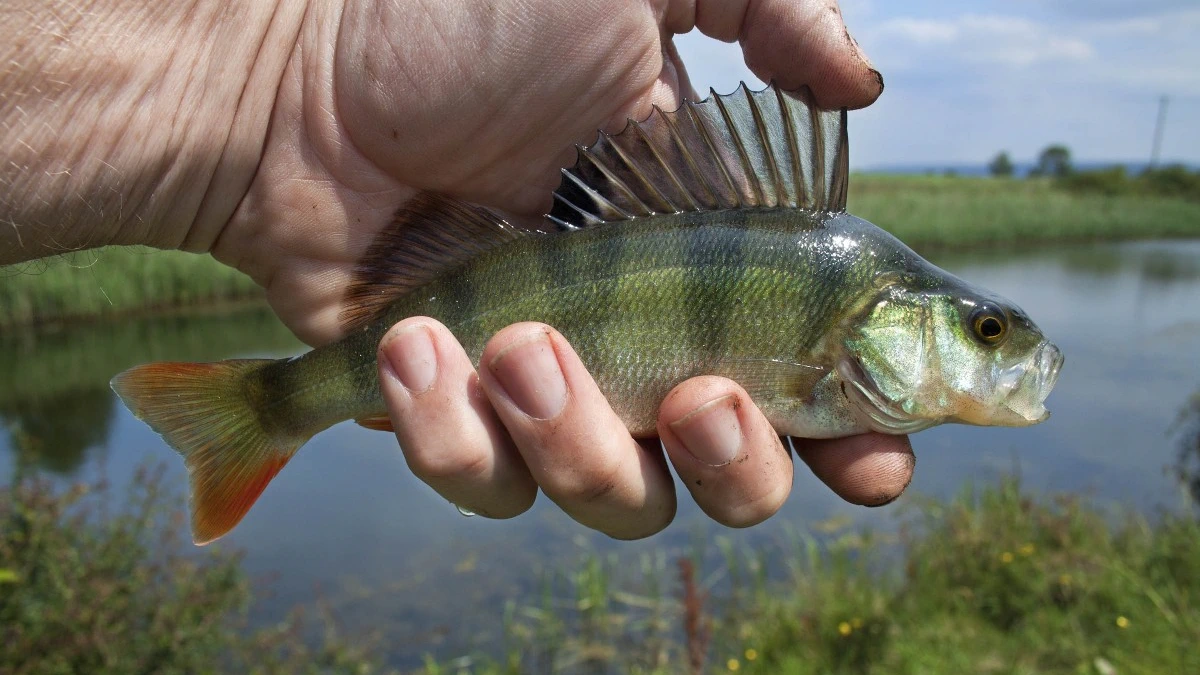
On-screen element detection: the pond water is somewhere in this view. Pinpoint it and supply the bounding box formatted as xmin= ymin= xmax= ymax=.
xmin=3 ymin=239 xmax=1200 ymax=666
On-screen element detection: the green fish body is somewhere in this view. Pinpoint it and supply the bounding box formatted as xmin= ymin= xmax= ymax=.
xmin=112 ymin=84 xmax=1063 ymax=544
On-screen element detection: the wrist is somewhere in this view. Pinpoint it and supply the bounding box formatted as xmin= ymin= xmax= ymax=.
xmin=0 ymin=0 xmax=309 ymax=263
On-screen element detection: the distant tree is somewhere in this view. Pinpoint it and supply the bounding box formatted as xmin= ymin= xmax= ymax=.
xmin=988 ymin=151 xmax=1015 ymax=177
xmin=1030 ymin=145 xmax=1073 ymax=178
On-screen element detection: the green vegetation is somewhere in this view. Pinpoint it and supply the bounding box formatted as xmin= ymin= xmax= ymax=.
xmin=987 ymin=151 xmax=1014 ymax=178
xmin=421 ymin=479 xmax=1200 ymax=675
xmin=848 ymin=173 xmax=1200 ymax=251
xmin=6 ymin=457 xmax=1197 ymax=674
xmin=0 ymin=246 xmax=261 ymax=328
xmin=1 ymin=465 xmax=394 ymax=675
xmin=1058 ymin=165 xmax=1200 ymax=201
xmin=2 ymin=173 xmax=1198 ymax=327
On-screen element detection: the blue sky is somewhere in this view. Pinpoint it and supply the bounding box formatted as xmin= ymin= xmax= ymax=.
xmin=675 ymin=0 xmax=1200 ymax=169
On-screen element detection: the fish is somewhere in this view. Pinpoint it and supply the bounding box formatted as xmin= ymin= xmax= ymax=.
xmin=111 ymin=83 xmax=1064 ymax=545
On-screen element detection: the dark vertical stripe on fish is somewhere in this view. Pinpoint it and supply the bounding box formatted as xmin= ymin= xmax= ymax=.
xmin=682 ymin=221 xmax=747 ymax=359
xmin=437 ymin=264 xmax=481 ymax=331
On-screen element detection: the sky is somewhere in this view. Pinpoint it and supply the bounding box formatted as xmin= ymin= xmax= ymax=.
xmin=674 ymin=0 xmax=1200 ymax=170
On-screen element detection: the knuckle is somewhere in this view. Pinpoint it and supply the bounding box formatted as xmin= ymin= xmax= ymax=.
xmin=404 ymin=440 xmax=491 ymax=484
xmin=719 ymin=481 xmax=789 ymax=528
xmin=542 ymin=455 xmax=625 ymax=505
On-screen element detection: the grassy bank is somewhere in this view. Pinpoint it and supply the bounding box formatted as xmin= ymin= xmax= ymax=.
xmin=5 ymin=461 xmax=1197 ymax=674
xmin=0 ymin=246 xmax=262 ymax=328
xmin=2 ymin=176 xmax=1198 ymax=328
xmin=0 ymin=466 xmax=389 ymax=675
xmin=430 ymin=480 xmax=1200 ymax=675
xmin=849 ymin=175 xmax=1200 ymax=251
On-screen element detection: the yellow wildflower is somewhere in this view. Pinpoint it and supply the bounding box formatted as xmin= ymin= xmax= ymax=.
xmin=727 ymin=658 xmax=741 ymax=671
xmin=1019 ymin=543 xmax=1035 ymax=556
xmin=838 ymin=621 xmax=852 ymax=636
xmin=744 ymin=649 xmax=758 ymax=661
xmin=1000 ymin=551 xmax=1014 ymax=564
xmin=1116 ymin=616 xmax=1129 ymax=629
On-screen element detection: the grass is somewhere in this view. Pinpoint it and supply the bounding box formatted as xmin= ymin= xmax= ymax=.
xmin=1 ymin=177 xmax=1198 ymax=327
xmin=0 ymin=246 xmax=262 ymax=328
xmin=848 ymin=174 xmax=1200 ymax=251
xmin=6 ymin=454 xmax=1197 ymax=674
xmin=0 ymin=306 xmax=301 ymax=406
xmin=423 ymin=479 xmax=1200 ymax=675
xmin=0 ymin=464 xmax=394 ymax=675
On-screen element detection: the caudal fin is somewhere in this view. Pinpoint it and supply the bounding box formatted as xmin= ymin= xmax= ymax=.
xmin=111 ymin=359 xmax=305 ymax=545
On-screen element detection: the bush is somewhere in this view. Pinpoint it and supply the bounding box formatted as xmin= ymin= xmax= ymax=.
xmin=1058 ymin=166 xmax=1132 ymax=196
xmin=1140 ymin=165 xmax=1200 ymax=201
xmin=0 ymin=464 xmax=391 ymax=675
xmin=1057 ymin=164 xmax=1200 ymax=201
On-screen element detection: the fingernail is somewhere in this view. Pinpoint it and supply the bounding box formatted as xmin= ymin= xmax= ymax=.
xmin=669 ymin=394 xmax=743 ymax=466
xmin=488 ymin=330 xmax=567 ymax=420
xmin=381 ymin=324 xmax=437 ymax=394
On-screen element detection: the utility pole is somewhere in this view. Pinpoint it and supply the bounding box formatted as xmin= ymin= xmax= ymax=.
xmin=1150 ymin=95 xmax=1168 ymax=168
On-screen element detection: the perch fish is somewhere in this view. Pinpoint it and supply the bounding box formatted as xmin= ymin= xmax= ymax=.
xmin=112 ymin=84 xmax=1064 ymax=544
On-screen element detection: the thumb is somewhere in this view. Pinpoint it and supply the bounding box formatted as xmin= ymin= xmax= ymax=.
xmin=680 ymin=0 xmax=883 ymax=108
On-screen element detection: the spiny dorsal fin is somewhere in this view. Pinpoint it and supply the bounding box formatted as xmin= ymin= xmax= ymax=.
xmin=547 ymin=82 xmax=849 ymax=230
xmin=340 ymin=192 xmax=527 ymax=332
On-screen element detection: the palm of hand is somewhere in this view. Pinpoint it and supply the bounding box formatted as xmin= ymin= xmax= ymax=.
xmin=215 ymin=0 xmax=879 ymax=346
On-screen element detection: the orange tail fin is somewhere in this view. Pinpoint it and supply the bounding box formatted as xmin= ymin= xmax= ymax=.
xmin=111 ymin=360 xmax=306 ymax=545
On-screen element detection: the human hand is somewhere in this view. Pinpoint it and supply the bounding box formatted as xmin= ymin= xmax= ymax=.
xmin=203 ymin=0 xmax=909 ymax=536
xmin=377 ymin=319 xmax=915 ymax=536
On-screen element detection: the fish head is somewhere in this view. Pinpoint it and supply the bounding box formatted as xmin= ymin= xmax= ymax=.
xmin=838 ymin=273 xmax=1063 ymax=434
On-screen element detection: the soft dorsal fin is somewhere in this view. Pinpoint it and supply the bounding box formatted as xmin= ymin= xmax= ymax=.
xmin=340 ymin=192 xmax=527 ymax=332
xmin=547 ymin=83 xmax=848 ymax=230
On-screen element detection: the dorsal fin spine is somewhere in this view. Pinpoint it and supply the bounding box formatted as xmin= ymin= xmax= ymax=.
xmin=744 ymin=85 xmax=786 ymax=207
xmin=597 ymin=129 xmax=669 ymax=214
xmin=654 ymin=107 xmax=716 ymax=210
xmin=831 ymin=121 xmax=850 ymax=210
xmin=808 ymin=96 xmax=828 ymax=211
xmin=712 ymin=87 xmax=764 ymax=207
xmin=564 ymin=166 xmax=633 ymax=220
xmin=580 ymin=143 xmax=651 ymax=216
xmin=630 ymin=119 xmax=689 ymax=213
xmin=553 ymin=186 xmax=605 ymax=226
xmin=684 ymin=99 xmax=743 ymax=209
xmin=775 ymin=86 xmax=806 ymax=208
xmin=545 ymin=82 xmax=850 ymax=228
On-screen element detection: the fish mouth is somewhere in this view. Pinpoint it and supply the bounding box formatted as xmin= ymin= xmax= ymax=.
xmin=995 ymin=341 xmax=1064 ymax=425
xmin=836 ymin=357 xmax=937 ymax=435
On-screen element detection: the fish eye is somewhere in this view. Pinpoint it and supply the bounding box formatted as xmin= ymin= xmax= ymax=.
xmin=970 ymin=304 xmax=1008 ymax=345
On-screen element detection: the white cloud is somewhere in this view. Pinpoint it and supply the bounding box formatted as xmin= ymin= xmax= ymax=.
xmin=869 ymin=14 xmax=1094 ymax=69
xmin=874 ymin=18 xmax=958 ymax=45
xmin=675 ymin=2 xmax=1200 ymax=166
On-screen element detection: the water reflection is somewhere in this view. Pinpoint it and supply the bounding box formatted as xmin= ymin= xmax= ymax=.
xmin=0 ymin=307 xmax=302 ymax=475
xmin=1 ymin=387 xmax=113 ymax=474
